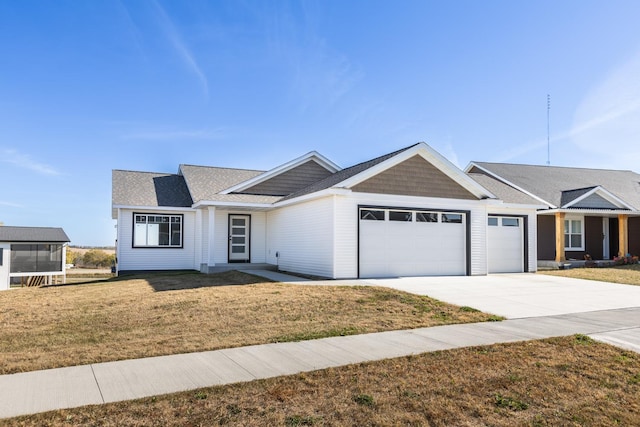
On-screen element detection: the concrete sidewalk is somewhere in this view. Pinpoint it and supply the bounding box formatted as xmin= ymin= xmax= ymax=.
xmin=2 ymin=307 xmax=639 ymax=420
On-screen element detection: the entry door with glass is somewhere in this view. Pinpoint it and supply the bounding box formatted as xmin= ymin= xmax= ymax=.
xmin=229 ymin=215 xmax=250 ymax=262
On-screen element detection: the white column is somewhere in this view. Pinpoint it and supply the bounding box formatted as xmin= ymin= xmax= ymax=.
xmin=208 ymin=207 xmax=216 ymax=267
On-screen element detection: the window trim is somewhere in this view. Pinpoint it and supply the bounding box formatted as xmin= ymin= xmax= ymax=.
xmin=132 ymin=212 xmax=184 ymax=249
xmin=564 ymin=216 xmax=584 ymax=251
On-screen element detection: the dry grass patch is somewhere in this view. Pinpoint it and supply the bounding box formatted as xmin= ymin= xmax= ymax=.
xmin=541 ymin=264 xmax=640 ymax=286
xmin=0 ymin=271 xmax=495 ymax=374
xmin=8 ymin=336 xmax=640 ymax=426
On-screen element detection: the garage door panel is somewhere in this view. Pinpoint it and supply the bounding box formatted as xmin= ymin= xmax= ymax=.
xmin=359 ymin=209 xmax=466 ymax=278
xmin=488 ymin=216 xmax=524 ymax=273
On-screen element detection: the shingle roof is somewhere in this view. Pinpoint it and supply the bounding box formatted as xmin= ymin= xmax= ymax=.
xmin=0 ymin=226 xmax=70 ymax=243
xmin=112 ymin=170 xmax=193 ymax=208
xmin=179 ymin=165 xmax=264 ymax=203
xmin=471 ymin=162 xmax=640 ymax=209
xmin=281 ymin=144 xmax=420 ymax=201
xmin=467 ymin=173 xmax=542 ymax=205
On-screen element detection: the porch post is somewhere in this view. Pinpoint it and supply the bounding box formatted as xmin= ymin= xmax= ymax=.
xmin=555 ymin=212 xmax=566 ymax=262
xmin=618 ymin=213 xmax=629 ymax=257
xmin=208 ymin=207 xmax=216 ymax=268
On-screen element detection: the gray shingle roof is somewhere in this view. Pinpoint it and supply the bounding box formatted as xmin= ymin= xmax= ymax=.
xmin=467 ymin=173 xmax=542 ymax=205
xmin=281 ymin=144 xmax=420 ymax=201
xmin=179 ymin=165 xmax=264 ymax=203
xmin=471 ymin=162 xmax=640 ymax=209
xmin=112 ymin=170 xmax=193 ymax=208
xmin=0 ymin=226 xmax=70 ymax=243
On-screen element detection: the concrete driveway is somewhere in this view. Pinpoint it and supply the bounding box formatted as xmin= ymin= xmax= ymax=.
xmin=362 ymin=273 xmax=640 ymax=319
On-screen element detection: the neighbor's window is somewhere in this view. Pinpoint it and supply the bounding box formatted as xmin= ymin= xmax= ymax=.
xmin=10 ymin=244 xmax=63 ymax=273
xmin=134 ymin=214 xmax=183 ymax=247
xmin=389 ymin=211 xmax=412 ymax=221
xmin=0 ymin=248 xmax=3 ymax=266
xmin=416 ymin=212 xmax=438 ymax=223
xmin=564 ymin=218 xmax=583 ymax=250
xmin=360 ymin=209 xmax=385 ymax=221
xmin=442 ymin=213 xmax=463 ymax=223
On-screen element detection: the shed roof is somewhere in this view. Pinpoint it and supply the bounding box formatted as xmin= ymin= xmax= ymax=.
xmin=0 ymin=226 xmax=70 ymax=243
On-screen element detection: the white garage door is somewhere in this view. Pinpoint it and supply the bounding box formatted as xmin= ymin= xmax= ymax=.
xmin=487 ymin=216 xmax=524 ymax=273
xmin=359 ymin=208 xmax=467 ymax=278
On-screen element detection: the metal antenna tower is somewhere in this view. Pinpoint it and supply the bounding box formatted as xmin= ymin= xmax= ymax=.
xmin=546 ymin=94 xmax=551 ymax=165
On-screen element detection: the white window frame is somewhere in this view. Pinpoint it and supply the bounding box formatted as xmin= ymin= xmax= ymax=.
xmin=564 ymin=216 xmax=584 ymax=251
xmin=133 ymin=213 xmax=183 ymax=248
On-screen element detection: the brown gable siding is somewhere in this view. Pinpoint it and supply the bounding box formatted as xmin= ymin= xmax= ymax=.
xmin=237 ymin=161 xmax=334 ymax=196
xmin=351 ymin=155 xmax=478 ymax=200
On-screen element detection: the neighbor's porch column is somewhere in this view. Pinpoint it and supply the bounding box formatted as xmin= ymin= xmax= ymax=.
xmin=618 ymin=213 xmax=629 ymax=257
xmin=555 ymin=212 xmax=566 ymax=262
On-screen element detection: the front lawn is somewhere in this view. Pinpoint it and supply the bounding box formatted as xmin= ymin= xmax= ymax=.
xmin=540 ymin=264 xmax=640 ymax=286
xmin=0 ymin=271 xmax=497 ymax=374
xmin=7 ymin=336 xmax=639 ymax=426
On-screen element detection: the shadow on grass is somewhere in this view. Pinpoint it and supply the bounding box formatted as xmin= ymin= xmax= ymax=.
xmin=43 ymin=270 xmax=274 ymax=291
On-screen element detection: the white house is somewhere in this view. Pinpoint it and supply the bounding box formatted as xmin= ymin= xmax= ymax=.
xmin=112 ymin=143 xmax=541 ymax=278
xmin=0 ymin=226 xmax=70 ymax=290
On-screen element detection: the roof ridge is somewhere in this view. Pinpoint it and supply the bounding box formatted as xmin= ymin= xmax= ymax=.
xmin=179 ymin=164 xmax=265 ymax=173
xmin=473 ymin=161 xmax=636 ymax=174
xmin=112 ymin=169 xmax=178 ymax=175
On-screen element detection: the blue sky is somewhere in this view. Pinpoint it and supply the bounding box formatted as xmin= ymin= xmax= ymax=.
xmin=2 ymin=0 xmax=640 ymax=246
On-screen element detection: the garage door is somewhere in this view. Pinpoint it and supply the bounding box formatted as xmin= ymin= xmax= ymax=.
xmin=487 ymin=216 xmax=524 ymax=273
xmin=359 ymin=208 xmax=467 ymax=278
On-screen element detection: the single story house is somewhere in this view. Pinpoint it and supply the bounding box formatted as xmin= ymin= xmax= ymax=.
xmin=466 ymin=162 xmax=640 ymax=266
xmin=0 ymin=226 xmax=70 ymax=290
xmin=112 ymin=143 xmax=540 ymax=278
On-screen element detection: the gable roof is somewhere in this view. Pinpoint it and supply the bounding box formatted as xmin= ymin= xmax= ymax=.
xmin=222 ymin=151 xmax=340 ymax=195
xmin=0 ymin=226 xmax=70 ymax=243
xmin=280 ymin=144 xmax=417 ymax=201
xmin=467 ymin=162 xmax=640 ymax=210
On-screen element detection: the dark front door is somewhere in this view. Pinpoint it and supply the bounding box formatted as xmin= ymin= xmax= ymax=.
xmin=609 ymin=218 xmax=619 ymax=258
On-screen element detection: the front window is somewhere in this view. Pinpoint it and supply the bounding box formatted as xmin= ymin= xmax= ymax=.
xmin=564 ymin=218 xmax=583 ymax=250
xmin=134 ymin=213 xmax=183 ymax=248
xmin=10 ymin=244 xmax=63 ymax=273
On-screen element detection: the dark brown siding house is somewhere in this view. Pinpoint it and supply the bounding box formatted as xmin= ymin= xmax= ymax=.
xmin=466 ymin=162 xmax=640 ymax=268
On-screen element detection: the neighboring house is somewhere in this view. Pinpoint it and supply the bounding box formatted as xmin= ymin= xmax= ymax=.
xmin=466 ymin=162 xmax=640 ymax=266
xmin=112 ymin=143 xmax=539 ymax=278
xmin=0 ymin=226 xmax=70 ymax=290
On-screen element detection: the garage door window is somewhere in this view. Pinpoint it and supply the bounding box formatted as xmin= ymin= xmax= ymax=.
xmin=502 ymin=218 xmax=519 ymax=227
xmin=360 ymin=209 xmax=385 ymax=221
xmin=488 ymin=217 xmax=498 ymax=226
xmin=417 ymin=212 xmax=438 ymax=223
xmin=389 ymin=211 xmax=412 ymax=221
xmin=442 ymin=213 xmax=463 ymax=223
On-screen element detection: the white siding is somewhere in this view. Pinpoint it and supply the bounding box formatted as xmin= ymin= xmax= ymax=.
xmin=0 ymin=243 xmax=9 ymax=290
xmin=333 ymin=196 xmax=358 ymax=278
xmin=266 ymin=197 xmax=335 ymax=277
xmin=213 ymin=210 xmax=267 ymax=264
xmin=116 ymin=209 xmax=196 ymax=271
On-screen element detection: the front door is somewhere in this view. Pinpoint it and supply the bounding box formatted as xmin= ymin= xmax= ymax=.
xmin=229 ymin=215 xmax=250 ymax=262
